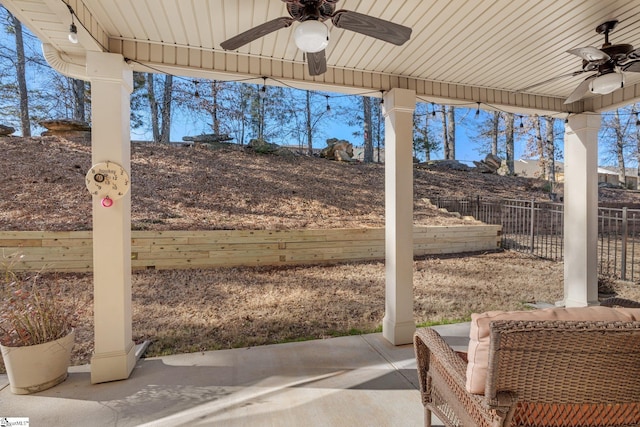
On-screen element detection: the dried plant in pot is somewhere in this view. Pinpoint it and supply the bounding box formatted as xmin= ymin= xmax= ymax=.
xmin=0 ymin=253 xmax=82 ymax=394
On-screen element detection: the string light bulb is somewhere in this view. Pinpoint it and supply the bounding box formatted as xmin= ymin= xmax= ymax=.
xmin=636 ymin=112 xmax=640 ymax=126
xmin=259 ymin=76 xmax=267 ymax=99
xmin=193 ymin=81 xmax=200 ymax=98
xmin=325 ymin=95 xmax=330 ymax=111
xmin=431 ymin=103 xmax=436 ymax=117
xmin=475 ymin=102 xmax=480 ymax=118
xmin=67 ymin=4 xmax=78 ymax=44
xmin=519 ymin=115 xmax=524 ymax=128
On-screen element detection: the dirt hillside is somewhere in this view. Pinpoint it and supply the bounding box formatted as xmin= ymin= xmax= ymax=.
xmin=2 ymin=136 xmax=638 ymax=231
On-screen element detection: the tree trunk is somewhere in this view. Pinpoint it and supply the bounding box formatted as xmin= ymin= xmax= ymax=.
xmin=376 ymin=99 xmax=382 ymax=163
xmin=544 ymin=117 xmax=555 ymax=183
xmin=146 ymin=73 xmax=160 ymax=143
xmin=533 ymin=116 xmax=545 ymax=178
xmin=160 ymin=75 xmax=173 ymax=144
xmin=212 ymin=80 xmax=220 ymax=135
xmin=505 ymin=112 xmax=515 ymax=175
xmin=72 ymin=79 xmax=85 ymax=122
xmin=446 ymin=106 xmax=455 ymax=159
xmin=12 ymin=13 xmax=30 ymax=137
xmin=615 ymin=109 xmax=626 ymax=187
xmin=441 ymin=107 xmax=449 ymax=159
xmin=424 ymin=113 xmax=431 ymax=161
xmin=306 ymin=90 xmax=313 ymax=156
xmin=363 ymin=96 xmax=373 ymax=163
xmin=491 ymin=111 xmax=499 ymax=156
xmin=636 ymin=105 xmax=640 ymax=179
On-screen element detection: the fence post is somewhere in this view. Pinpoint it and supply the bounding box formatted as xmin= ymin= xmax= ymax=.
xmin=530 ymin=199 xmax=535 ymax=254
xmin=621 ymin=207 xmax=628 ymax=281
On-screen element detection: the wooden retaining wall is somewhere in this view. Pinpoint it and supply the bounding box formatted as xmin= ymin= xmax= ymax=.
xmin=0 ymin=225 xmax=501 ymax=272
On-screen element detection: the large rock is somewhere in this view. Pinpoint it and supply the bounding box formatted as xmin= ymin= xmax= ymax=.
xmin=247 ymin=138 xmax=294 ymax=157
xmin=40 ymin=119 xmax=91 ymax=131
xmin=417 ymin=159 xmax=470 ymax=171
xmin=40 ymin=119 xmax=91 ymax=140
xmin=183 ymin=133 xmax=232 ymax=143
xmin=0 ymin=124 xmax=15 ymax=136
xmin=473 ymin=153 xmax=503 ymax=174
xmin=320 ymin=138 xmax=354 ymax=162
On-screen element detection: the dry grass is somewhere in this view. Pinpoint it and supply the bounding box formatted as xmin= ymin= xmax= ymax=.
xmin=5 ymin=250 xmax=571 ymax=370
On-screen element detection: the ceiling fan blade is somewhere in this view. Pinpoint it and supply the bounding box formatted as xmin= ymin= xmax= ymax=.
xmin=516 ymin=70 xmax=588 ymax=93
xmin=331 ymin=10 xmax=412 ymax=46
xmin=307 ymin=50 xmax=327 ymax=76
xmin=623 ymin=61 xmax=640 ymax=73
xmin=567 ymin=46 xmax=610 ymax=62
xmin=220 ymin=17 xmax=294 ymax=50
xmin=564 ymin=75 xmax=596 ymax=104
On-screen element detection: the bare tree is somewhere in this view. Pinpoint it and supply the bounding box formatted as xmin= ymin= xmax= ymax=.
xmin=635 ymin=105 xmax=640 ymax=178
xmin=161 ymin=75 xmax=173 ymax=143
xmin=544 ymin=116 xmax=555 ymax=182
xmin=413 ymin=104 xmax=439 ymax=161
xmin=146 ymin=73 xmax=173 ymax=143
xmin=10 ymin=12 xmax=30 ymax=136
xmin=504 ymin=112 xmax=515 ymax=175
xmin=491 ymin=111 xmax=499 ymax=156
xmin=614 ymin=109 xmax=627 ymax=186
xmin=305 ymin=90 xmax=313 ymax=155
xmin=211 ymin=80 xmax=221 ymax=135
xmin=363 ymin=96 xmax=373 ymax=162
xmin=600 ymin=107 xmax=634 ymax=187
xmin=446 ymin=106 xmax=455 ymax=159
xmin=72 ymin=78 xmax=85 ymax=121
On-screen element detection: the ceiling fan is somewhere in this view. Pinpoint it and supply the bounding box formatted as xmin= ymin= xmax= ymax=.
xmin=219 ymin=0 xmax=412 ymax=76
xmin=519 ymin=20 xmax=640 ymax=104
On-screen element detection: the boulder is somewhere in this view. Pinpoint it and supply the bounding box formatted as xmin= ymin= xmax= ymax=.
xmin=40 ymin=119 xmax=91 ymax=140
xmin=40 ymin=119 xmax=91 ymax=131
xmin=417 ymin=159 xmax=470 ymax=171
xmin=182 ymin=133 xmax=232 ymax=143
xmin=0 ymin=124 xmax=15 ymax=136
xmin=473 ymin=153 xmax=503 ymax=174
xmin=247 ymin=138 xmax=294 ymax=157
xmin=320 ymin=138 xmax=354 ymax=162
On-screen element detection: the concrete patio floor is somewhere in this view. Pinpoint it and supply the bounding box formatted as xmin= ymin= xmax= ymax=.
xmin=1 ymin=323 xmax=470 ymax=427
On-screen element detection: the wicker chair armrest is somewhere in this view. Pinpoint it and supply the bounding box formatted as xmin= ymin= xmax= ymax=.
xmin=414 ymin=327 xmax=468 ymax=396
xmin=600 ymin=297 xmax=640 ymax=308
xmin=415 ymin=328 xmax=516 ymax=426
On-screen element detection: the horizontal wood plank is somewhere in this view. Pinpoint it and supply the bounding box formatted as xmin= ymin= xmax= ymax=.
xmin=1 ymin=225 xmax=501 ymax=272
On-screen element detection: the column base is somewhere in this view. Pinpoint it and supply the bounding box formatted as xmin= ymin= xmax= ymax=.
xmin=555 ymin=298 xmax=600 ymax=307
xmin=382 ymin=317 xmax=415 ymax=345
xmin=91 ymin=341 xmax=136 ymax=384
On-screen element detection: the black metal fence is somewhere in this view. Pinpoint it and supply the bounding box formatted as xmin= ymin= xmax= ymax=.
xmin=433 ymin=197 xmax=640 ymax=282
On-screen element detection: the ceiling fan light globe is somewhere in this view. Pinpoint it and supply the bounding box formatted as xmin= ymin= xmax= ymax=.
xmin=294 ymin=20 xmax=329 ymax=53
xmin=589 ymin=72 xmax=624 ymax=94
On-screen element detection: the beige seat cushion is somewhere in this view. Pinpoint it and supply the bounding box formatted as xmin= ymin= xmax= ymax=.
xmin=465 ymin=306 xmax=640 ymax=394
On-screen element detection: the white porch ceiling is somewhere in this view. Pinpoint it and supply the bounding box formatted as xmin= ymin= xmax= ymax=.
xmin=4 ymin=0 xmax=640 ymax=114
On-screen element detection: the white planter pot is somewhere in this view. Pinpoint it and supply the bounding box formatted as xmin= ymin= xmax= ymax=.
xmin=1 ymin=329 xmax=75 ymax=395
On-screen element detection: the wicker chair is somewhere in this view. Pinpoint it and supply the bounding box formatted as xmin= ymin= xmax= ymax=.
xmin=414 ymin=320 xmax=640 ymax=426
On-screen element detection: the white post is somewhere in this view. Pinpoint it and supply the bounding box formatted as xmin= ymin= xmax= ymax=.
xmin=561 ymin=113 xmax=600 ymax=307
xmin=382 ymin=88 xmax=416 ymax=345
xmin=86 ymin=52 xmax=136 ymax=383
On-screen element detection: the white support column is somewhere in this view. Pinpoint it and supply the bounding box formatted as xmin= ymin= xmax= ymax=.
xmin=382 ymin=88 xmax=416 ymax=345
xmin=561 ymin=113 xmax=600 ymax=307
xmin=86 ymin=52 xmax=136 ymax=383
